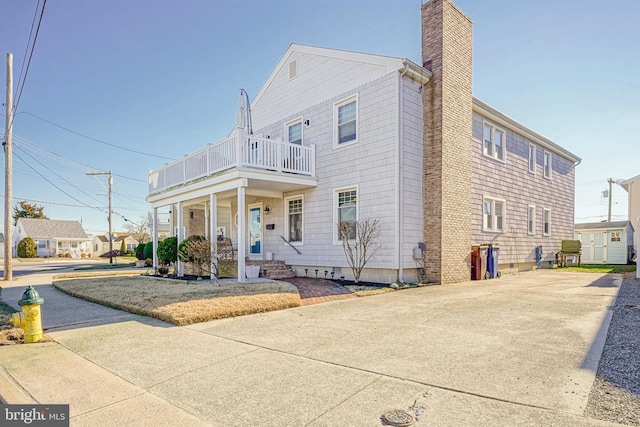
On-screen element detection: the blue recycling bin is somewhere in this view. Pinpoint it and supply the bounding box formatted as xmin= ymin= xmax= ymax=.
xmin=487 ymin=244 xmax=500 ymax=279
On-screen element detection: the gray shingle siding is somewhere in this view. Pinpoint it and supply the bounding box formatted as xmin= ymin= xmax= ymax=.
xmin=471 ymin=111 xmax=576 ymax=266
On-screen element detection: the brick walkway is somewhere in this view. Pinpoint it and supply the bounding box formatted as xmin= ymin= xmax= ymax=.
xmin=281 ymin=277 xmax=357 ymax=306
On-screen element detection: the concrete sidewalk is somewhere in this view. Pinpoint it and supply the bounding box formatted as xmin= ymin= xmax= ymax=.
xmin=0 ymin=270 xmax=626 ymax=426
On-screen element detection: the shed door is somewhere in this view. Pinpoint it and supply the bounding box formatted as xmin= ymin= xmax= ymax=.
xmin=607 ymin=230 xmax=626 ymax=264
xmin=580 ymin=233 xmax=593 ymax=263
xmin=593 ymin=232 xmax=607 ymax=263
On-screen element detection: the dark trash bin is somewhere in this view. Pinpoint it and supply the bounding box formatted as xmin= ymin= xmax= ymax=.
xmin=487 ymin=244 xmax=501 ymax=279
xmin=471 ymin=245 xmax=489 ymax=280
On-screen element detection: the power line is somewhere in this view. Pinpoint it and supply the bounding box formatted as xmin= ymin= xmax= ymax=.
xmin=20 ymin=111 xmax=176 ymax=161
xmin=15 ymin=0 xmax=42 ymax=101
xmin=2 ymin=127 xmax=148 ymax=183
xmin=13 ymin=144 xmax=106 ymax=206
xmin=13 ymin=0 xmax=47 ymax=115
xmin=13 ymin=150 xmax=105 ymax=213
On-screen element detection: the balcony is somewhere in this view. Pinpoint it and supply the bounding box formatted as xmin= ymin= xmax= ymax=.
xmin=148 ymin=130 xmax=316 ymax=196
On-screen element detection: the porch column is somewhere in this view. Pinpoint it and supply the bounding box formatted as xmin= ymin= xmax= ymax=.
xmin=152 ymin=207 xmax=158 ymax=274
xmin=237 ymin=186 xmax=246 ymax=282
xmin=177 ymin=201 xmax=184 ymax=277
xmin=209 ymin=193 xmax=218 ymax=278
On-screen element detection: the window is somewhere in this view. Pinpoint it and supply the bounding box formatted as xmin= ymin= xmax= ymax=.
xmin=528 ymin=144 xmax=536 ymax=174
xmin=336 ymin=188 xmax=357 ymax=241
xmin=286 ymin=119 xmax=302 ymax=145
xmin=335 ymin=96 xmax=357 ymax=146
xmin=527 ymin=205 xmax=536 ymax=235
xmin=36 ymin=240 xmax=46 ymax=249
xmin=543 ymin=151 xmax=552 ymax=179
xmin=611 ymin=231 xmax=621 ymax=242
xmin=543 ymin=208 xmax=551 ymax=236
xmin=483 ymin=122 xmax=505 ymax=161
xmin=483 ymin=196 xmax=505 ymax=232
xmin=285 ymin=196 xmax=303 ymax=244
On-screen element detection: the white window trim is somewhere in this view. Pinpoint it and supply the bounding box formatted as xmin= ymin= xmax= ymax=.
xmin=284 ymin=195 xmax=304 ymax=246
xmin=333 ymin=94 xmax=358 ymax=149
xmin=482 ymin=120 xmax=506 ymax=163
xmin=527 ymin=204 xmax=536 ymax=236
xmin=528 ymin=144 xmax=536 ymax=174
xmin=543 ymin=150 xmax=552 ymax=179
xmin=482 ymin=195 xmax=506 ymax=233
xmin=333 ymin=185 xmax=359 ymax=244
xmin=285 ymin=117 xmax=303 ymax=145
xmin=542 ymin=207 xmax=551 ymax=237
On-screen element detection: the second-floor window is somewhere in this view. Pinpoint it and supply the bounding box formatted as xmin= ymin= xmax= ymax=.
xmin=528 ymin=144 xmax=536 ymax=173
xmin=483 ymin=122 xmax=505 ymax=162
xmin=483 ymin=196 xmax=505 ymax=232
xmin=544 ymin=151 xmax=552 ymax=179
xmin=335 ymin=96 xmax=357 ymax=146
xmin=286 ymin=119 xmax=302 ymax=145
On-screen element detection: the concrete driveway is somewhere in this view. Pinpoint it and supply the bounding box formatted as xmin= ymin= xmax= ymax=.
xmin=0 ymin=270 xmax=623 ymax=426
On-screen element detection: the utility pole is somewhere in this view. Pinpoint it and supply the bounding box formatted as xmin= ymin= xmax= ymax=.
xmin=86 ymin=170 xmax=113 ymax=264
xmin=4 ymin=53 xmax=13 ymax=281
xmin=608 ymin=178 xmax=614 ymax=223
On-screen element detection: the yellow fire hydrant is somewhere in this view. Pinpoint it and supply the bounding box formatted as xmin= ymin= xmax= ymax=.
xmin=10 ymin=286 xmax=45 ymax=343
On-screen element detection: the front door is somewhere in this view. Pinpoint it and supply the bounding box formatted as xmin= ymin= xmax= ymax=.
xmin=248 ymin=204 xmax=262 ymax=257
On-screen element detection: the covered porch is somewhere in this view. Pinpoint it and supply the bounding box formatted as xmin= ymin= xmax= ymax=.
xmin=147 ymin=128 xmax=317 ymax=282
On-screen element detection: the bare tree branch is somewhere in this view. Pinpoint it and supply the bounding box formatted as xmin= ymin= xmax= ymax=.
xmin=338 ymin=218 xmax=382 ymax=283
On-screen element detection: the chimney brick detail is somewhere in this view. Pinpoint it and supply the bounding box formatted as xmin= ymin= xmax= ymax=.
xmin=422 ymin=0 xmax=473 ymax=284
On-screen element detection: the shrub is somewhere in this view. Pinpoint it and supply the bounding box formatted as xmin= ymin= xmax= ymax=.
xmin=178 ymin=235 xmax=211 ymax=276
xmin=17 ymin=237 xmax=37 ymax=258
xmin=157 ymin=237 xmax=178 ymax=265
xmin=135 ymin=243 xmax=146 ymax=260
xmin=143 ymin=242 xmax=154 ymax=260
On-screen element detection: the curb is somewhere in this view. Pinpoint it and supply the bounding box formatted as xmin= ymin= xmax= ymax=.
xmin=0 ymin=365 xmax=37 ymax=404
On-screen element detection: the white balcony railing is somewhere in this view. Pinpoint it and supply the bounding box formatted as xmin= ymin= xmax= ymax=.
xmin=148 ymin=131 xmax=316 ymax=195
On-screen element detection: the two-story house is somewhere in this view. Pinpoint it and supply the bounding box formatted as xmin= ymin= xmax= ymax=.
xmin=146 ymin=0 xmax=580 ymax=284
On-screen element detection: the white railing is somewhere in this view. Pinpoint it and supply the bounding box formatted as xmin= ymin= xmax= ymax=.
xmin=148 ymin=131 xmax=315 ymax=195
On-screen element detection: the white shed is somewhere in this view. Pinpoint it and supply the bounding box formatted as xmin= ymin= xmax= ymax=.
xmin=574 ymin=221 xmax=634 ymax=264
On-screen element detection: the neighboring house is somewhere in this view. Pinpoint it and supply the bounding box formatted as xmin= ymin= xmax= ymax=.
xmin=13 ymin=218 xmax=91 ymax=258
xmin=621 ymin=174 xmax=640 ymax=250
xmin=148 ymin=211 xmax=171 ymax=240
xmin=0 ymin=233 xmax=4 ymax=259
xmin=92 ymin=232 xmax=139 ymax=255
xmin=575 ymin=221 xmax=634 ymax=265
xmin=146 ymin=0 xmax=580 ymax=284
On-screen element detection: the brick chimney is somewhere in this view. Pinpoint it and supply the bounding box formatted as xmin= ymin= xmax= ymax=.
xmin=422 ymin=0 xmax=473 ymax=284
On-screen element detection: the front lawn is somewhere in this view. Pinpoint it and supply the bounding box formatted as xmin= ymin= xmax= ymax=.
xmin=53 ymin=275 xmax=301 ymax=325
xmin=560 ymin=264 xmax=636 ymax=274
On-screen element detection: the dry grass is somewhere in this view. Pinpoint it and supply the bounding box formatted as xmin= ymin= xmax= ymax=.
xmin=53 ymin=275 xmax=301 ymax=326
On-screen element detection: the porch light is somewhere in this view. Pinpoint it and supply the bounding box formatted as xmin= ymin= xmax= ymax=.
xmin=264 ymin=206 xmax=271 ymax=214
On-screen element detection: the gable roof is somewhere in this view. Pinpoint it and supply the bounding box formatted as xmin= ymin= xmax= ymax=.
xmin=472 ymin=98 xmax=581 ymax=163
xmin=575 ymin=221 xmax=632 ymax=231
xmin=18 ymin=218 xmax=89 ymax=240
xmin=251 ymin=43 xmax=431 ymax=120
xmin=621 ymin=174 xmax=640 ymax=192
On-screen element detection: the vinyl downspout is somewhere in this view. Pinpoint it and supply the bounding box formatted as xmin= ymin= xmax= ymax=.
xmin=396 ymin=64 xmax=408 ymax=282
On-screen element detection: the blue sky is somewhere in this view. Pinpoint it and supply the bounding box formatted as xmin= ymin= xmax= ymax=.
xmin=1 ymin=0 xmax=639 ymax=236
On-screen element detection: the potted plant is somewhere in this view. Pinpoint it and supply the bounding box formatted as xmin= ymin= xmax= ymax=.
xmin=135 ymin=243 xmax=146 ymax=267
